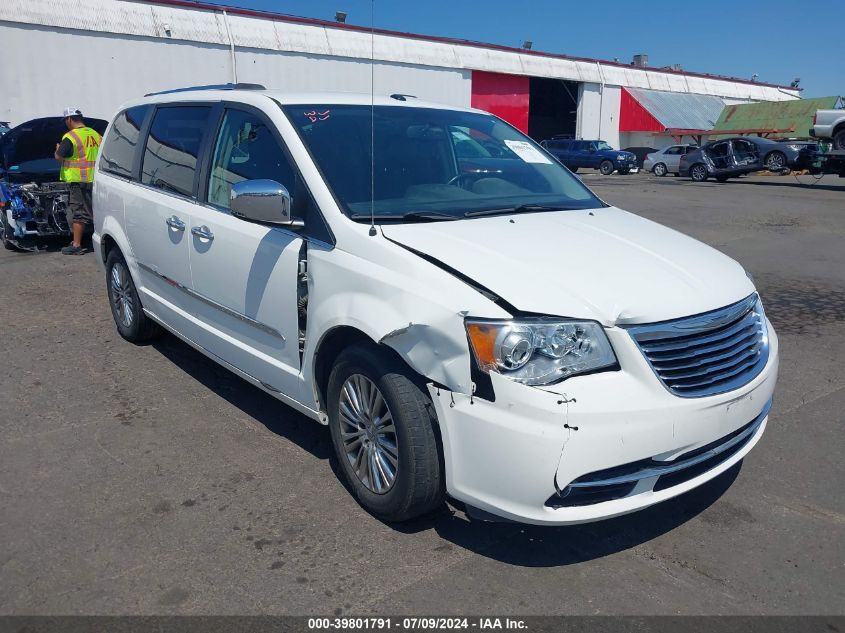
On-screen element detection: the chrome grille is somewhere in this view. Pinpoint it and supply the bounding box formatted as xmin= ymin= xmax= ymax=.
xmin=626 ymin=294 xmax=769 ymax=398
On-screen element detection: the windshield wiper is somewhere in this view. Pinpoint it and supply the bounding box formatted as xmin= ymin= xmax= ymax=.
xmin=463 ymin=204 xmax=572 ymax=218
xmin=348 ymin=210 xmax=459 ymax=223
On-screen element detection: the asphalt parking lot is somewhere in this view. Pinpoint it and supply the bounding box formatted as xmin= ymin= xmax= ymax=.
xmin=1 ymin=173 xmax=843 ymax=616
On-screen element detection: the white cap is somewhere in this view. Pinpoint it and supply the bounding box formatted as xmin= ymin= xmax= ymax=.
xmin=62 ymin=107 xmax=83 ymax=118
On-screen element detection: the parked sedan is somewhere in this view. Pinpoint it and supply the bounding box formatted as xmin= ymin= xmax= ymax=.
xmin=680 ymin=136 xmax=818 ymax=182
xmin=643 ymin=144 xmax=699 ymax=176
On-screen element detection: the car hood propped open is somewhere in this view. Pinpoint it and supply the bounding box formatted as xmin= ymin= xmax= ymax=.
xmin=381 ymin=207 xmax=755 ymax=325
xmin=0 ymin=117 xmax=108 ymax=182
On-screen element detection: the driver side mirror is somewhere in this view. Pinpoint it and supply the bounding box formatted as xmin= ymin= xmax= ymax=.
xmin=230 ymin=179 xmax=303 ymax=228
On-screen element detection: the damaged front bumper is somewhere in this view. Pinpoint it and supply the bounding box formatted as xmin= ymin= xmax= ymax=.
xmin=429 ymin=323 xmax=779 ymax=525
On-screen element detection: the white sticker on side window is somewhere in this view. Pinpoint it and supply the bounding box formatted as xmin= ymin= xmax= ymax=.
xmin=503 ymin=140 xmax=552 ymax=164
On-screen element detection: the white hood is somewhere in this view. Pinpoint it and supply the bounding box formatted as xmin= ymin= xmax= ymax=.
xmin=381 ymin=207 xmax=755 ymax=325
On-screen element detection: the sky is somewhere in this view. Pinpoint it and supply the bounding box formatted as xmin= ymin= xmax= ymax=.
xmin=199 ymin=0 xmax=844 ymax=98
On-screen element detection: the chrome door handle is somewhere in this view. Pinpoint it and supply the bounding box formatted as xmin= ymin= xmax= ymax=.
xmin=191 ymin=225 xmax=214 ymax=240
xmin=165 ymin=215 xmax=185 ymax=231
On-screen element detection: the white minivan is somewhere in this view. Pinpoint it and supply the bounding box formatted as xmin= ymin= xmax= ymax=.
xmin=93 ymin=86 xmax=778 ymax=525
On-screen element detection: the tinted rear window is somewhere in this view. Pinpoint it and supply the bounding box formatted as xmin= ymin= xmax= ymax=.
xmin=100 ymin=105 xmax=150 ymax=179
xmin=141 ymin=106 xmax=213 ymax=197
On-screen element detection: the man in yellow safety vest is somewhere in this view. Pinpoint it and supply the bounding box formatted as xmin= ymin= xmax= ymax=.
xmin=54 ymin=107 xmax=102 ymax=255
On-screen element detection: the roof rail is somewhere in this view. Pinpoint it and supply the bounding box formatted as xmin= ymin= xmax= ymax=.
xmin=144 ymin=83 xmax=266 ymax=97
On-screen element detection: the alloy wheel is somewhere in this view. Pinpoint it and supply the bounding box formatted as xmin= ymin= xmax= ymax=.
xmin=766 ymin=152 xmax=785 ymax=170
xmin=110 ymin=261 xmax=135 ymax=328
xmin=338 ymin=374 xmax=398 ymax=494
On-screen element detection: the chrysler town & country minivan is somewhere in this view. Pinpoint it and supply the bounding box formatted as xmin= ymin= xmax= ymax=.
xmin=93 ymin=86 xmax=778 ymax=525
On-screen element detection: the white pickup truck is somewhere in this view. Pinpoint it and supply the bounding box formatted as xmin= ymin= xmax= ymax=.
xmin=810 ymin=108 xmax=845 ymax=149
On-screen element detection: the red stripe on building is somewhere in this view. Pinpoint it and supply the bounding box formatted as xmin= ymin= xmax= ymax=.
xmin=471 ymin=71 xmax=529 ymax=133
xmin=619 ymin=87 xmax=664 ymax=133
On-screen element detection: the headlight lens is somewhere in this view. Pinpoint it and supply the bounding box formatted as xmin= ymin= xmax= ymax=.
xmin=786 ymin=144 xmax=802 ymax=151
xmin=465 ymin=319 xmax=617 ymax=386
xmin=616 ymin=154 xmax=625 ymax=160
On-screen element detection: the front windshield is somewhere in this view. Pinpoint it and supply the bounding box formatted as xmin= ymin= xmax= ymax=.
xmin=283 ymin=104 xmax=603 ymax=221
xmin=595 ymin=141 xmax=614 ymax=151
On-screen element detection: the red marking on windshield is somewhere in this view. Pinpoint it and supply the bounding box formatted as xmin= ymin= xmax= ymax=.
xmin=304 ymin=110 xmax=331 ymax=122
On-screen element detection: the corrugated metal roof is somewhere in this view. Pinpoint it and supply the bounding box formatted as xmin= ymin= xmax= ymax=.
xmin=0 ymin=0 xmax=803 ymax=102
xmin=714 ymin=96 xmax=843 ymax=137
xmin=625 ymin=87 xmax=725 ymax=131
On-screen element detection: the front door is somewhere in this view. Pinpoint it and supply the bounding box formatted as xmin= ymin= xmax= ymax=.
xmin=125 ymin=104 xmax=215 ymax=324
xmin=188 ymin=106 xmax=304 ymax=399
xmin=584 ymin=142 xmax=602 ymax=169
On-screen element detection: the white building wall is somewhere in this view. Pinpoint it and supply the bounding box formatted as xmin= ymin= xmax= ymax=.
xmin=1 ymin=0 xmax=800 ymax=100
xmin=619 ymin=132 xmax=676 ymax=151
xmin=0 ymin=24 xmax=471 ymax=123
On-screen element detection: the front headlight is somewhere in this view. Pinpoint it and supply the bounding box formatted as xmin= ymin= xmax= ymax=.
xmin=786 ymin=144 xmax=802 ymax=151
xmin=616 ymin=154 xmax=625 ymax=160
xmin=465 ymin=318 xmax=617 ymax=386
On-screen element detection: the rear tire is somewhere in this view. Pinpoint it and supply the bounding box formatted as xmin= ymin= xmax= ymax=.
xmin=690 ymin=164 xmax=708 ymax=182
xmin=599 ymin=160 xmax=614 ymax=175
xmin=327 ymin=343 xmax=445 ymax=522
xmin=105 ymin=249 xmax=163 ymax=343
xmin=568 ymin=166 xmax=578 ymax=173
xmin=764 ymin=151 xmax=787 ymax=171
xmin=653 ymin=162 xmax=667 ymax=177
xmin=833 ymin=128 xmax=845 ymax=151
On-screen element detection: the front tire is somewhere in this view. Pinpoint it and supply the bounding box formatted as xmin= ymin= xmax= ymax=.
xmin=690 ymin=164 xmax=708 ymax=182
xmin=327 ymin=343 xmax=444 ymax=522
xmin=1 ymin=211 xmax=15 ymax=250
xmin=653 ymin=162 xmax=667 ymax=177
xmin=105 ymin=249 xmax=163 ymax=343
xmin=832 ymin=128 xmax=845 ymax=150
xmin=599 ymin=160 xmax=614 ymax=175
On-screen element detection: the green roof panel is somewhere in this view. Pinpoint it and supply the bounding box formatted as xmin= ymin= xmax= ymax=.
xmin=714 ymin=96 xmax=843 ymax=137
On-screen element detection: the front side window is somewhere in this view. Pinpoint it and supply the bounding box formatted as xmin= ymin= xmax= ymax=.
xmin=208 ymin=109 xmax=295 ymax=209
xmin=141 ymin=106 xmax=212 ymax=197
xmin=100 ymin=105 xmax=150 ymax=178
xmin=284 ymin=104 xmax=602 ymax=221
xmin=595 ymin=141 xmax=614 ymax=151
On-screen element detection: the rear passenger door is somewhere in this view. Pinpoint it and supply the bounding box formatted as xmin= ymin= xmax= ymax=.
xmin=125 ymin=104 xmax=215 ymax=326
xmin=730 ymin=139 xmax=762 ymax=172
xmin=187 ymin=105 xmax=305 ymax=399
xmin=706 ymin=141 xmax=732 ymax=173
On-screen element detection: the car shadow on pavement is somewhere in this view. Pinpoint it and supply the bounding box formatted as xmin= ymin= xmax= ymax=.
xmin=397 ymin=464 xmax=741 ymax=567
xmin=152 ymin=335 xmax=333 ymax=460
xmin=152 ymin=333 xmax=740 ymax=566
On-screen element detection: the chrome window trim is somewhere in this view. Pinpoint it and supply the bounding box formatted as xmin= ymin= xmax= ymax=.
xmin=136 ymin=261 xmax=285 ymax=341
xmin=133 ymin=180 xmax=198 ymax=205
